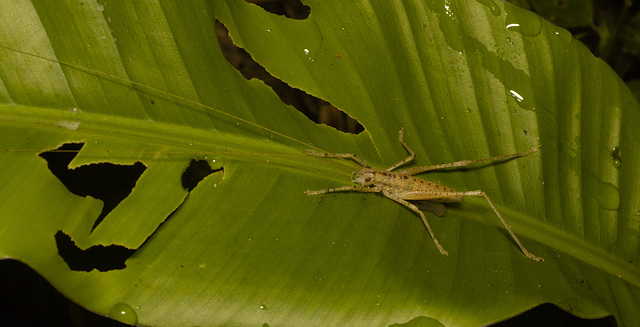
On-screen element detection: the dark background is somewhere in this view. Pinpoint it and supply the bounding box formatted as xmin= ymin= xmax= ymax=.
xmin=2 ymin=0 xmax=635 ymax=325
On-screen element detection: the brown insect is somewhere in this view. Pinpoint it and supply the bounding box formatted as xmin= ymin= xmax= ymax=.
xmin=305 ymin=128 xmax=543 ymax=261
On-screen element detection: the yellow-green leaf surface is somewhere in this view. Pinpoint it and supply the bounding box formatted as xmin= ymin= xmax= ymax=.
xmin=0 ymin=0 xmax=638 ymax=326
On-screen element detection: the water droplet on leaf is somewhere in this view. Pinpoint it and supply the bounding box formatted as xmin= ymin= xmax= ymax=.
xmin=611 ymin=147 xmax=621 ymax=168
xmin=476 ymin=0 xmax=501 ymax=16
xmin=108 ymin=303 xmax=138 ymax=325
xmin=504 ymin=4 xmax=542 ymax=37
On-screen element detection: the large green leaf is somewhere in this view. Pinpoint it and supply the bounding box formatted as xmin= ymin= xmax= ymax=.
xmin=0 ymin=0 xmax=638 ymax=326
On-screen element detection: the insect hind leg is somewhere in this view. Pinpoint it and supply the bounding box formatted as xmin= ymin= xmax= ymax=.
xmin=460 ymin=190 xmax=543 ymax=262
xmin=399 ymin=146 xmax=541 ymax=176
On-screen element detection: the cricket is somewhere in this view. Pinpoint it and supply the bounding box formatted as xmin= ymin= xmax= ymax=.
xmin=305 ymin=128 xmax=544 ymax=262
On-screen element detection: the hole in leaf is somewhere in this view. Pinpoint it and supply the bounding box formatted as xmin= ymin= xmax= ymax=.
xmin=54 ymin=231 xmax=135 ymax=272
xmin=245 ymin=0 xmax=310 ymax=19
xmin=39 ymin=143 xmax=146 ymax=231
xmin=490 ymin=303 xmax=616 ymax=327
xmin=215 ymin=21 xmax=364 ymax=134
xmin=181 ymin=159 xmax=218 ymax=191
xmin=0 ymin=260 xmax=133 ymax=326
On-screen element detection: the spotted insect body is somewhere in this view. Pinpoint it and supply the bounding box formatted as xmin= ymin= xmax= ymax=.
xmin=353 ymin=167 xmax=462 ymax=202
xmin=305 ymin=128 xmax=543 ymax=262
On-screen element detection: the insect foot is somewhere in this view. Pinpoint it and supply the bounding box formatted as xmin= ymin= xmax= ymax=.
xmin=304 ymin=129 xmax=544 ymax=262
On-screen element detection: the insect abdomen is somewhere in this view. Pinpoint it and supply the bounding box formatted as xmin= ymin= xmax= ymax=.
xmin=398 ymin=177 xmax=463 ymax=202
xmin=359 ymin=168 xmax=463 ymax=203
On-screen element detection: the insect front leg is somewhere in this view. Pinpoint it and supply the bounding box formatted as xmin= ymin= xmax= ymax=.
xmin=386 ymin=128 xmax=417 ymax=171
xmin=304 ymin=185 xmax=379 ymax=195
xmin=382 ymin=190 xmax=449 ymax=256
xmin=304 ymin=149 xmax=369 ymax=167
